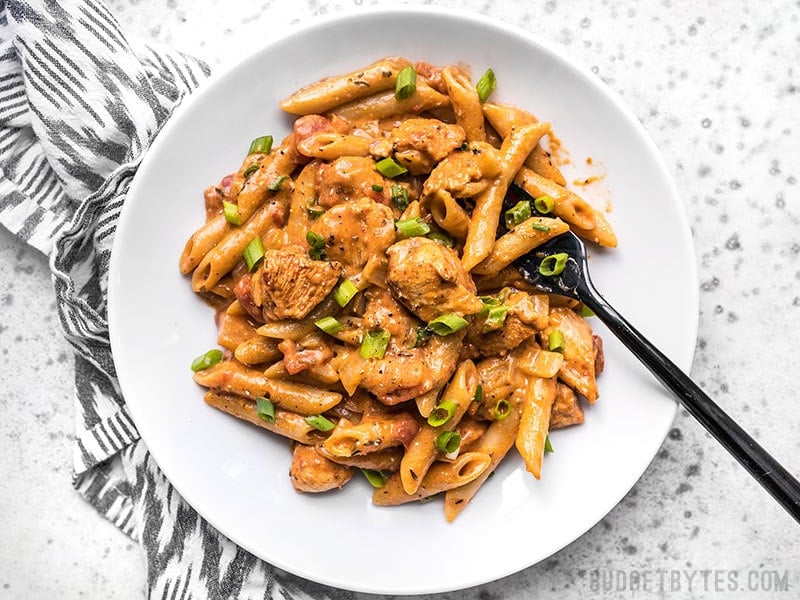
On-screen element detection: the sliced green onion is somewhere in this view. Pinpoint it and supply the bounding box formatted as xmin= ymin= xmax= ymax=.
xmin=315 ymin=316 xmax=344 ymax=335
xmin=395 ymin=217 xmax=430 ymax=237
xmin=435 ymin=430 xmax=461 ymax=453
xmin=306 ymin=235 xmax=326 ymax=256
xmin=504 ymin=200 xmax=531 ymax=229
xmin=306 ymin=199 xmax=324 ymax=220
xmin=476 ymin=68 xmax=496 ymax=103
xmin=222 ymin=201 xmax=242 ymax=225
xmin=580 ymin=305 xmax=595 ymax=317
xmin=256 ymin=397 xmax=275 ymax=423
xmin=427 ymin=230 xmax=454 ymax=247
xmin=538 ymin=252 xmax=570 ymax=277
xmin=427 ymin=313 xmax=469 ymax=336
xmin=305 ymin=414 xmax=336 ymax=432
xmin=306 ymin=230 xmax=326 ymax=249
xmin=243 ymin=164 xmax=259 ymax=179
xmin=371 ymin=184 xmax=384 ymax=192
xmin=390 ymin=184 xmax=410 ymax=210
xmin=375 ymin=157 xmax=408 ymax=178
xmin=534 ymin=195 xmax=556 ymax=214
xmin=478 ymin=295 xmax=501 ymax=317
xmin=361 ymin=469 xmax=387 ymax=488
xmin=492 ymin=398 xmax=511 ymax=420
xmin=414 ymin=326 xmax=432 ymax=348
xmin=394 ymin=65 xmax=417 ymax=100
xmin=248 ymin=135 xmax=273 ymax=155
xmin=482 ymin=305 xmax=509 ymax=332
xmin=190 ymin=349 xmax=223 ymax=372
xmin=268 ymin=175 xmax=288 ymax=191
xmin=478 ymin=288 xmax=510 ymax=316
xmin=548 ymin=329 xmax=565 ymax=353
xmin=427 ymin=400 xmax=458 ymax=427
xmin=334 ymin=278 xmax=359 ymax=307
xmin=243 ymin=237 xmax=265 ymax=271
xmin=532 ymin=222 xmax=551 ymax=232
xmin=544 ymin=434 xmax=554 ymax=453
xmin=474 ymin=384 xmax=483 ymax=404
xmin=360 ymin=329 xmax=391 ymax=359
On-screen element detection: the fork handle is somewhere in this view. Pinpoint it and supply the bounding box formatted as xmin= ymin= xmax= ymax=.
xmin=580 ymin=284 xmax=800 ymax=524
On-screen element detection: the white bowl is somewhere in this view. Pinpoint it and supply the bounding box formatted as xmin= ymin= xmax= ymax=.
xmin=109 ymin=6 xmax=697 ymax=595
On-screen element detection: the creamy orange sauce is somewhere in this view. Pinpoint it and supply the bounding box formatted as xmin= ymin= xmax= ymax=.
xmin=543 ymin=130 xmax=571 ymax=166
xmin=571 ymin=156 xmax=612 ymax=212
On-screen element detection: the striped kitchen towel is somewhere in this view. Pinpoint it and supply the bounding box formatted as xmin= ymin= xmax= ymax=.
xmin=0 ymin=1 xmax=354 ymax=598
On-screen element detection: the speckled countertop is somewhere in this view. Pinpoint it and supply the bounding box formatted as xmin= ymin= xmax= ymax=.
xmin=1 ymin=1 xmax=799 ymax=598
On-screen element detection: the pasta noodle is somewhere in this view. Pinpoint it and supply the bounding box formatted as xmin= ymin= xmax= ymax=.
xmin=182 ymin=57 xmax=615 ymax=520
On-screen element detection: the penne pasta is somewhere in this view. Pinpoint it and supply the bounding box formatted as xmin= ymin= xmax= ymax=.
xmin=423 ymin=189 xmax=471 ymax=240
xmin=515 ymin=166 xmax=618 ymax=247
xmin=373 ymin=452 xmax=491 ymax=506
xmin=442 ymin=66 xmax=485 ymax=142
xmin=472 ymin=216 xmax=570 ymax=276
xmin=461 ymin=123 xmax=550 ymax=272
xmin=191 ymin=191 xmax=289 ymax=292
xmin=296 ymin=132 xmax=373 ymax=161
xmin=256 ymin=320 xmax=317 ymax=341
xmin=483 ymin=102 xmax=567 ymax=185
xmin=233 ymin=335 xmax=281 ymax=366
xmin=194 ymin=360 xmax=342 ymax=415
xmin=180 ymin=214 xmax=231 ymax=275
xmin=280 ymin=56 xmax=412 ymax=115
xmin=331 ymin=82 xmax=451 ymax=121
xmin=235 ymin=134 xmax=296 ymax=219
xmin=217 ymin=311 xmax=259 ymax=351
xmin=415 ymin=386 xmax=441 ymax=418
xmin=443 ymin=404 xmax=521 ymax=521
xmin=400 ymin=360 xmax=478 ymax=495
xmin=203 ymin=391 xmax=322 ymax=445
xmin=317 ymin=445 xmax=404 ymax=472
xmin=515 ymin=376 xmax=558 ymax=479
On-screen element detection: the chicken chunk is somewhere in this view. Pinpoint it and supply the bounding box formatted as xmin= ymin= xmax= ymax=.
xmin=470 ymin=314 xmax=536 ymax=358
xmin=421 ymin=142 xmax=502 ymax=200
xmin=549 ymin=383 xmax=585 ymax=430
xmin=309 ymin=197 xmax=396 ymax=276
xmin=390 ymin=118 xmax=466 ymax=175
xmin=541 ymin=307 xmax=599 ymax=403
xmin=386 ymin=237 xmax=483 ymax=322
xmin=289 ymin=444 xmax=352 ymax=493
xmin=315 ymin=156 xmax=387 ymax=207
xmin=235 ymin=245 xmax=341 ymax=322
xmin=337 ymin=288 xmax=464 ymax=405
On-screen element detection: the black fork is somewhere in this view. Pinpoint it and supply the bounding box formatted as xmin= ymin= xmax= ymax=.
xmin=506 ymin=182 xmax=800 ymax=524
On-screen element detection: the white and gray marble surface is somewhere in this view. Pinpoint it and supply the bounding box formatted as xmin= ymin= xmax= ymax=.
xmin=1 ymin=0 xmax=798 ymax=598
